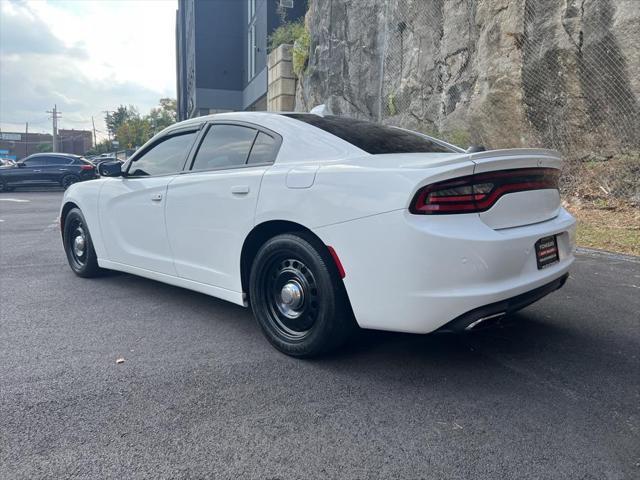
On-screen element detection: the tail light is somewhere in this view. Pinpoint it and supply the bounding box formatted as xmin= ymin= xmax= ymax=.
xmin=410 ymin=168 xmax=559 ymax=215
xmin=80 ymin=164 xmax=94 ymax=171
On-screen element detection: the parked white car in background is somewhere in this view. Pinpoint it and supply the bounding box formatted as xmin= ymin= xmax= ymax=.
xmin=60 ymin=112 xmax=576 ymax=356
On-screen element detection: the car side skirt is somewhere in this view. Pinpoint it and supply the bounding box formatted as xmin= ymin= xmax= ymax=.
xmin=98 ymin=259 xmax=247 ymax=307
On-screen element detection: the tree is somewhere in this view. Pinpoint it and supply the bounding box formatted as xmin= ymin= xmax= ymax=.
xmin=116 ymin=116 xmax=151 ymax=149
xmin=103 ymin=98 xmax=178 ymax=150
xmin=147 ymin=98 xmax=177 ymax=134
xmin=36 ymin=143 xmax=52 ymax=153
xmin=105 ymin=105 xmax=138 ymax=138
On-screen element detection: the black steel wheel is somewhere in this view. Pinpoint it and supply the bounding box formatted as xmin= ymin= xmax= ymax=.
xmin=61 ymin=175 xmax=80 ymax=190
xmin=63 ymin=208 xmax=103 ymax=277
xmin=264 ymin=256 xmax=320 ymax=340
xmin=249 ymin=233 xmax=355 ymax=357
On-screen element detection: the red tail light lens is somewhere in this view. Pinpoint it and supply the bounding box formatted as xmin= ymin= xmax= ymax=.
xmin=410 ymin=168 xmax=559 ymax=215
xmin=80 ymin=164 xmax=94 ymax=170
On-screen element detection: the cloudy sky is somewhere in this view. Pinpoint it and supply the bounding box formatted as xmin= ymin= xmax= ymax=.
xmin=0 ymin=0 xmax=177 ymax=140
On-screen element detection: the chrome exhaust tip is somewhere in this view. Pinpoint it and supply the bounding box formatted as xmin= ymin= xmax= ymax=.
xmin=465 ymin=312 xmax=506 ymax=331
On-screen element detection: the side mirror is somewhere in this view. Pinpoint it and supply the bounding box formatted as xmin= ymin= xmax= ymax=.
xmin=17 ymin=162 xmax=26 ymax=168
xmin=98 ymin=160 xmax=123 ymax=177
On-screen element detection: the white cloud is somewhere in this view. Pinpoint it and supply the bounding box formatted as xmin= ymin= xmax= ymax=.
xmin=0 ymin=0 xmax=177 ymax=140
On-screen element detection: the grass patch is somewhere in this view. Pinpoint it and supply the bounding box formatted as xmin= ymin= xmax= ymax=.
xmin=565 ymin=200 xmax=639 ymax=256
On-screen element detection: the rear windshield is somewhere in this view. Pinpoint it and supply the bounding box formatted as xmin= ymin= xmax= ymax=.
xmin=72 ymin=157 xmax=93 ymax=165
xmin=284 ymin=114 xmax=454 ymax=154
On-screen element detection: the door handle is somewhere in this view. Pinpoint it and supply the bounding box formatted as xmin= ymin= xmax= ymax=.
xmin=151 ymin=193 xmax=163 ymax=202
xmin=33 ymin=170 xmax=42 ymax=172
xmin=231 ymin=185 xmax=250 ymax=195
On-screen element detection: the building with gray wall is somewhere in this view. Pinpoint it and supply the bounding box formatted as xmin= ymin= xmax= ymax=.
xmin=176 ymin=0 xmax=307 ymax=121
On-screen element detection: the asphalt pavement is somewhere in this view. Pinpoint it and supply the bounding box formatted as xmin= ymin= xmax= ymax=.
xmin=1 ymin=189 xmax=639 ymax=479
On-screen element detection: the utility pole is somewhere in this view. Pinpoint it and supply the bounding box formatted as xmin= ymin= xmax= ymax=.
xmin=91 ymin=116 xmax=97 ymax=149
xmin=25 ymin=122 xmax=28 ymax=159
xmin=46 ymin=105 xmax=62 ymax=152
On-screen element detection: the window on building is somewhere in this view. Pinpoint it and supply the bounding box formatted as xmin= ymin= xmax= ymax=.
xmin=128 ymin=131 xmax=197 ymax=176
xmin=247 ymin=0 xmax=257 ymax=81
xmin=248 ymin=26 xmax=256 ymax=81
xmin=191 ymin=124 xmax=258 ymax=171
xmin=248 ymin=0 xmax=256 ymax=22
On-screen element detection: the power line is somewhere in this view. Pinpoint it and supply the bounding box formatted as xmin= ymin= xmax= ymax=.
xmin=61 ymin=118 xmax=93 ymax=124
xmin=0 ymin=119 xmax=50 ymax=125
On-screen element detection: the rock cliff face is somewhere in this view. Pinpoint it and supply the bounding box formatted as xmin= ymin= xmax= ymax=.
xmin=296 ymin=0 xmax=639 ymax=156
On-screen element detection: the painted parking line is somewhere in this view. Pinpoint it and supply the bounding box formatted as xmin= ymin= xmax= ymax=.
xmin=0 ymin=198 xmax=30 ymax=203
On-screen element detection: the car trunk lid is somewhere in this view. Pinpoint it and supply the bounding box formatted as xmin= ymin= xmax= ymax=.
xmin=469 ymin=149 xmax=562 ymax=229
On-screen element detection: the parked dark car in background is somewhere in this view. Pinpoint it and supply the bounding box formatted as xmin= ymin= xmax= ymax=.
xmin=92 ymin=156 xmax=121 ymax=169
xmin=0 ymin=153 xmax=97 ymax=192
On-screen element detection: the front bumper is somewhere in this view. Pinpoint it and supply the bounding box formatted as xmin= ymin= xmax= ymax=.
xmin=314 ymin=207 xmax=576 ymax=334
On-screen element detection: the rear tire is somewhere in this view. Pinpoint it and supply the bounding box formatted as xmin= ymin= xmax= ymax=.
xmin=63 ymin=208 xmax=103 ymax=278
xmin=61 ymin=175 xmax=80 ymax=190
xmin=249 ymin=233 xmax=355 ymax=357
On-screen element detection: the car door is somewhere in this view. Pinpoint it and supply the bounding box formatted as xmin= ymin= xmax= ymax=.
xmin=98 ymin=127 xmax=200 ymax=275
xmin=165 ymin=122 xmax=281 ymax=292
xmin=10 ymin=157 xmax=46 ymax=185
xmin=42 ymin=156 xmax=72 ymax=183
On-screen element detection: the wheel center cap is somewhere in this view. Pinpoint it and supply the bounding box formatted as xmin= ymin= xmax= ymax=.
xmin=280 ymin=281 xmax=303 ymax=310
xmin=73 ymin=235 xmax=85 ymax=256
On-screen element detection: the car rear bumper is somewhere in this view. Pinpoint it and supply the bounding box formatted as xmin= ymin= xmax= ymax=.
xmin=438 ymin=272 xmax=569 ymax=332
xmin=314 ymin=207 xmax=576 ymax=334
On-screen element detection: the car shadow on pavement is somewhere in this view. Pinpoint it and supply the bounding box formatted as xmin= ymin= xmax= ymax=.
xmin=327 ymin=312 xmax=581 ymax=367
xmin=89 ymin=271 xmax=615 ymax=379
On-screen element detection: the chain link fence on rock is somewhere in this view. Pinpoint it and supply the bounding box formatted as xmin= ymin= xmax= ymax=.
xmin=298 ymin=0 xmax=639 ymax=206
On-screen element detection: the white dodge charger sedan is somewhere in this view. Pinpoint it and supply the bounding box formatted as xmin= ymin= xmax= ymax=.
xmin=60 ymin=112 xmax=576 ymax=357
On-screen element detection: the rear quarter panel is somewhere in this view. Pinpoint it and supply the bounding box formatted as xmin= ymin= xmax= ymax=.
xmin=255 ymin=155 xmax=475 ymax=228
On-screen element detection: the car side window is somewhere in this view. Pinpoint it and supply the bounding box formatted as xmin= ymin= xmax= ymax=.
xmin=23 ymin=157 xmax=45 ymax=167
xmin=46 ymin=157 xmax=69 ymax=166
xmin=247 ymin=132 xmax=278 ymax=165
xmin=191 ymin=124 xmax=257 ymax=171
xmin=128 ymin=131 xmax=197 ymax=177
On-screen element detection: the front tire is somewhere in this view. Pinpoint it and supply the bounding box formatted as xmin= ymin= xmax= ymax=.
xmin=249 ymin=233 xmax=355 ymax=357
xmin=63 ymin=208 xmax=103 ymax=277
xmin=0 ymin=178 xmax=13 ymax=192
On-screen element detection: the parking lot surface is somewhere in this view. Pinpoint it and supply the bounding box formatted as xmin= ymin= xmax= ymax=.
xmin=1 ymin=190 xmax=639 ymax=479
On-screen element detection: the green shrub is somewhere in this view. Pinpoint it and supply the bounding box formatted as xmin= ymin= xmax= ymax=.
xmin=292 ymin=26 xmax=310 ymax=76
xmin=387 ymin=93 xmax=397 ymax=116
xmin=268 ymin=20 xmax=305 ymax=53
